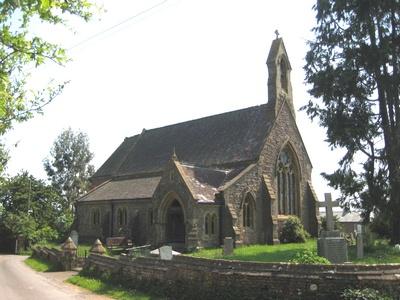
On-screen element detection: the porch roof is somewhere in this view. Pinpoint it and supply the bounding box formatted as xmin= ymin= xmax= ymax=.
xmin=79 ymin=176 xmax=161 ymax=202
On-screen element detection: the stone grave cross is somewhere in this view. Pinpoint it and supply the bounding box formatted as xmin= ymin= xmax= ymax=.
xmin=318 ymin=193 xmax=339 ymax=231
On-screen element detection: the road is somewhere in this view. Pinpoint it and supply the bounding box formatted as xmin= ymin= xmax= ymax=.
xmin=0 ymin=255 xmax=110 ymax=300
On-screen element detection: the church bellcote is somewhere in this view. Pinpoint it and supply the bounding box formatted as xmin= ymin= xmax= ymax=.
xmin=266 ymin=37 xmax=295 ymax=118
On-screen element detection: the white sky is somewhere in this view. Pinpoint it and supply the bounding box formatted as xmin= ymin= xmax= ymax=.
xmin=4 ymin=0 xmax=344 ymax=200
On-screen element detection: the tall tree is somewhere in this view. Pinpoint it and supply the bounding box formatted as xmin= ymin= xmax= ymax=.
xmin=44 ymin=128 xmax=94 ymax=212
xmin=0 ymin=0 xmax=94 ymax=172
xmin=304 ymin=0 xmax=400 ymax=242
xmin=0 ymin=172 xmax=64 ymax=243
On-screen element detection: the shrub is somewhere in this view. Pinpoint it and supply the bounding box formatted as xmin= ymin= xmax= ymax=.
xmin=363 ymin=226 xmax=379 ymax=252
xmin=289 ymin=249 xmax=330 ymax=264
xmin=369 ymin=211 xmax=392 ymax=239
xmin=280 ymin=216 xmax=310 ymax=243
xmin=341 ymin=288 xmax=391 ymax=300
xmin=320 ymin=215 xmax=343 ymax=231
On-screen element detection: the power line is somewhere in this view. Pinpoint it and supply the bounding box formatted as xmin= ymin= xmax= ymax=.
xmin=69 ymin=0 xmax=169 ymax=50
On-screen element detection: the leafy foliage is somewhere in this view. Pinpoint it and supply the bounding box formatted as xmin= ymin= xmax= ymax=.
xmin=0 ymin=0 xmax=95 ymax=173
xmin=304 ymin=0 xmax=400 ymax=243
xmin=280 ymin=216 xmax=310 ymax=243
xmin=44 ymin=128 xmax=94 ymax=212
xmin=0 ymin=172 xmax=69 ymax=244
xmin=320 ymin=215 xmax=343 ymax=231
xmin=289 ymin=249 xmax=330 ymax=264
xmin=341 ymin=288 xmax=391 ymax=300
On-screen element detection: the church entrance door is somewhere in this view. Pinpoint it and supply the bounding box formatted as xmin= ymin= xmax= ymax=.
xmin=165 ymin=200 xmax=185 ymax=243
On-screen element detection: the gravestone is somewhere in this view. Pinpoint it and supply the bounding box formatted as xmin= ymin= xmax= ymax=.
xmin=70 ymin=230 xmax=79 ymax=247
xmin=223 ymin=237 xmax=234 ymax=256
xmin=356 ymin=224 xmax=364 ymax=259
xmin=317 ymin=193 xmax=348 ymax=263
xmin=159 ymin=245 xmax=173 ymax=260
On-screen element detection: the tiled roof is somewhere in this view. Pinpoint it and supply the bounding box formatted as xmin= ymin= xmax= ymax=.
xmin=178 ymin=163 xmax=233 ymax=202
xmin=93 ymin=104 xmax=274 ymax=180
xmin=79 ymin=177 xmax=161 ymax=202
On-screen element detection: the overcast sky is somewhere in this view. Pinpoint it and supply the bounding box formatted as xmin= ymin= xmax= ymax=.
xmin=5 ymin=0 xmax=343 ymax=200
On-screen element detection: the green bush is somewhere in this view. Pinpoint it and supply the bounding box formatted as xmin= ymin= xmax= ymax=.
xmin=280 ymin=216 xmax=310 ymax=243
xmin=289 ymin=249 xmax=330 ymax=264
xmin=363 ymin=226 xmax=379 ymax=252
xmin=341 ymin=288 xmax=391 ymax=300
xmin=369 ymin=211 xmax=392 ymax=239
xmin=320 ymin=215 xmax=343 ymax=231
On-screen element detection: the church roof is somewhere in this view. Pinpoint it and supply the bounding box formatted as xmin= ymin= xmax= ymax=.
xmin=79 ymin=176 xmax=161 ymax=202
xmin=177 ymin=163 xmax=247 ymax=202
xmin=93 ymin=104 xmax=274 ymax=180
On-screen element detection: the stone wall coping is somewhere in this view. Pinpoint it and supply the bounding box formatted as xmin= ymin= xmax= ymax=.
xmin=85 ymin=253 xmax=400 ymax=299
xmin=87 ymin=253 xmax=400 ymax=275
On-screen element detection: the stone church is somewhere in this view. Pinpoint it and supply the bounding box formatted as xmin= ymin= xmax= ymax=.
xmin=76 ymin=38 xmax=319 ymax=250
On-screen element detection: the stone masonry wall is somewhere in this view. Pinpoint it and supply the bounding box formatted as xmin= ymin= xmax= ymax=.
xmin=85 ymin=254 xmax=400 ymax=299
xmin=258 ymin=100 xmax=317 ymax=235
xmin=77 ymin=200 xmax=152 ymax=245
xmin=223 ymin=165 xmax=268 ymax=244
xmin=32 ymin=247 xmax=85 ymax=270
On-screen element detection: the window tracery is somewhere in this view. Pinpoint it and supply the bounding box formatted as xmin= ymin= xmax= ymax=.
xmin=277 ymin=148 xmax=298 ymax=215
xmin=117 ymin=208 xmax=128 ymax=226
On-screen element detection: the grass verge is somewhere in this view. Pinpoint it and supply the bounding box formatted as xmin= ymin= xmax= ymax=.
xmin=24 ymin=257 xmax=61 ymax=272
xmin=67 ymin=275 xmax=163 ymax=300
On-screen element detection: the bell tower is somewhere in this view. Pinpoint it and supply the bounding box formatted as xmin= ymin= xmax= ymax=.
xmin=266 ymin=37 xmax=295 ymax=118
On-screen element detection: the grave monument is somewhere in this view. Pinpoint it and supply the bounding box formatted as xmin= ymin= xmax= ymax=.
xmin=317 ymin=193 xmax=348 ymax=263
xmin=70 ymin=230 xmax=79 ymax=247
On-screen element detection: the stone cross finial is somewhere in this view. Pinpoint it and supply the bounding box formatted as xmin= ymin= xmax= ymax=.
xmin=274 ymin=29 xmax=280 ymax=39
xmin=318 ymin=193 xmax=339 ymax=231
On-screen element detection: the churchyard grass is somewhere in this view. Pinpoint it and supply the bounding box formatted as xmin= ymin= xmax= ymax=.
xmin=67 ymin=275 xmax=164 ymax=300
xmin=191 ymin=239 xmax=400 ymax=264
xmin=349 ymin=239 xmax=400 ymax=264
xmin=25 ymin=257 xmax=61 ymax=272
xmin=191 ymin=239 xmax=317 ymax=262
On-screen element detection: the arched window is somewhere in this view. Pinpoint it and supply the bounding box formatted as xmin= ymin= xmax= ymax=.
xmin=92 ymin=209 xmax=100 ymax=225
xmin=280 ymin=57 xmax=288 ymax=92
xmin=242 ymin=194 xmax=255 ymax=228
xmin=205 ymin=214 xmax=210 ymax=235
xmin=211 ymin=214 xmax=217 ymax=235
xmin=277 ymin=148 xmax=298 ymax=215
xmin=117 ymin=208 xmax=127 ymax=226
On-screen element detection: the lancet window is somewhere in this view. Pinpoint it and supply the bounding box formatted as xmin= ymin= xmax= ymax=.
xmin=277 ymin=148 xmax=298 ymax=215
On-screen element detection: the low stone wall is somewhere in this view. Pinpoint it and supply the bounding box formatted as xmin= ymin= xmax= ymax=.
xmin=32 ymin=247 xmax=62 ymax=264
xmin=84 ymin=254 xmax=400 ymax=299
xmin=32 ymin=247 xmax=85 ymax=270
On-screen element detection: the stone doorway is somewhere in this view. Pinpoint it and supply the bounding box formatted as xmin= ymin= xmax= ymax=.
xmin=165 ymin=200 xmax=185 ymax=244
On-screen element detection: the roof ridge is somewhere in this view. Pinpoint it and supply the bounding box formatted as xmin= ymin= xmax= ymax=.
xmin=125 ymin=103 xmax=268 ymax=138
